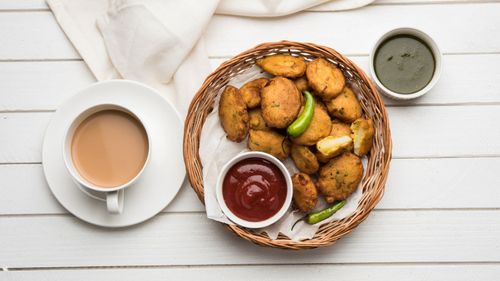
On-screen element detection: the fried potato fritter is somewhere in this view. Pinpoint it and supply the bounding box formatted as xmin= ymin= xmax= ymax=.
xmin=315 ymin=149 xmax=331 ymax=164
xmin=318 ymin=152 xmax=363 ymax=203
xmin=292 ymin=173 xmax=318 ymax=213
xmin=248 ymin=108 xmax=269 ymax=130
xmin=351 ymin=118 xmax=374 ymax=156
xmin=218 ymin=85 xmax=249 ymax=142
xmin=248 ymin=129 xmax=291 ymax=160
xmin=294 ymin=76 xmax=309 ymax=93
xmin=261 ymin=77 xmax=302 ymax=129
xmin=240 ymin=78 xmax=268 ymax=109
xmin=291 ymin=101 xmax=331 ymax=146
xmin=291 ymin=144 xmax=319 ymax=174
xmin=328 ymin=120 xmax=354 ymax=152
xmin=330 ymin=120 xmax=352 ymax=138
xmin=306 ymin=58 xmax=345 ymax=100
xmin=325 ymin=87 xmax=362 ymax=123
xmin=316 ymin=135 xmax=353 ymax=159
xmin=256 ymin=54 xmax=306 ymax=78
xmin=314 ymin=120 xmax=355 ymax=160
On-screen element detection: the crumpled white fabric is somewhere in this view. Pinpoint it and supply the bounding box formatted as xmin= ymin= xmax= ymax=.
xmin=46 ymin=0 xmax=374 ymax=115
xmin=216 ymin=0 xmax=374 ymax=17
xmin=46 ymin=0 xmax=374 ymax=239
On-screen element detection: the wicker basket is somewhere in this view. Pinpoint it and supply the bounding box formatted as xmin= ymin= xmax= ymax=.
xmin=183 ymin=41 xmax=392 ymax=250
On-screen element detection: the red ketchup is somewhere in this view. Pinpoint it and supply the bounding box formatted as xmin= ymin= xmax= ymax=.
xmin=222 ymin=157 xmax=287 ymax=222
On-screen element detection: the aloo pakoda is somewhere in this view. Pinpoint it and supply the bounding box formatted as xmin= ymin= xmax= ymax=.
xmin=351 ymin=118 xmax=374 ymax=156
xmin=256 ymin=54 xmax=306 ymax=78
xmin=291 ymin=144 xmax=319 ymax=174
xmin=291 ymin=101 xmax=331 ymax=146
xmin=240 ymin=78 xmax=268 ymax=109
xmin=292 ymin=173 xmax=318 ymax=213
xmin=325 ymin=86 xmax=362 ymax=123
xmin=248 ymin=108 xmax=269 ymax=131
xmin=306 ymin=58 xmax=345 ymax=100
xmin=261 ymin=77 xmax=301 ymax=129
xmin=317 ymin=152 xmax=363 ymax=203
xmin=248 ymin=129 xmax=291 ymax=160
xmin=219 ymin=85 xmax=249 ymax=142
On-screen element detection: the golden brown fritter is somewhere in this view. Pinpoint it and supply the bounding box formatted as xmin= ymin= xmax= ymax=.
xmin=306 ymin=58 xmax=345 ymax=100
xmin=351 ymin=118 xmax=375 ymax=156
xmin=261 ymin=77 xmax=302 ymax=129
xmin=294 ymin=76 xmax=309 ymax=93
xmin=325 ymin=87 xmax=362 ymax=123
xmin=330 ymin=120 xmax=352 ymax=138
xmin=317 ymin=152 xmax=363 ymax=203
xmin=326 ymin=120 xmax=354 ymax=153
xmin=240 ymin=78 xmax=268 ymax=109
xmin=291 ymin=101 xmax=331 ymax=146
xmin=315 ymin=149 xmax=331 ymax=164
xmin=248 ymin=129 xmax=291 ymax=160
xmin=314 ymin=120 xmax=354 ymax=160
xmin=292 ymin=173 xmax=318 ymax=213
xmin=218 ymin=85 xmax=249 ymax=142
xmin=248 ymin=108 xmax=269 ymax=130
xmin=291 ymin=144 xmax=319 ymax=174
xmin=256 ymin=54 xmax=306 ymax=78
xmin=316 ymin=135 xmax=353 ymax=159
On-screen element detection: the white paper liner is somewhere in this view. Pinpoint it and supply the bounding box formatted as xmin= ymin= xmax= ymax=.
xmin=199 ymin=65 xmax=365 ymax=241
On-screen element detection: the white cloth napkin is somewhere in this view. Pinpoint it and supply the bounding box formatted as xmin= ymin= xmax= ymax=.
xmin=47 ymin=0 xmax=374 ymax=116
xmin=47 ymin=0 xmax=219 ymax=116
xmin=46 ymin=0 xmax=374 ymax=239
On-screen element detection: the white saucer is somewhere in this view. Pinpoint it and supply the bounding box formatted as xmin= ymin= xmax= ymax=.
xmin=42 ymin=80 xmax=185 ymax=227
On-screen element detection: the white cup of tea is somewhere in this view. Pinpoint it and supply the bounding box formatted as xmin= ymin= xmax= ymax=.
xmin=62 ymin=104 xmax=151 ymax=214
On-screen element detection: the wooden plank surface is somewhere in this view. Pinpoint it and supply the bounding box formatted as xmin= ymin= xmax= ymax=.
xmin=1 ymin=157 xmax=499 ymax=215
xmin=1 ymin=210 xmax=499 ymax=268
xmin=1 ymin=105 xmax=499 ymax=163
xmin=0 ymin=3 xmax=498 ymax=60
xmin=213 ymin=54 xmax=500 ymax=106
xmin=0 ymin=61 xmax=94 ymax=111
xmin=2 ymin=53 xmax=500 ymax=111
xmin=0 ymin=0 xmax=497 ymax=278
xmin=0 ymin=0 xmax=47 ymax=10
xmin=1 ymin=0 xmax=498 ymax=11
xmin=2 ymin=264 xmax=499 ymax=281
xmin=205 ymin=3 xmax=500 ymax=56
xmin=0 ymin=164 xmax=204 ymax=215
xmin=0 ymin=12 xmax=78 ymax=60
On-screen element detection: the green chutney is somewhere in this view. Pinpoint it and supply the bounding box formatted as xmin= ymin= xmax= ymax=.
xmin=374 ymin=35 xmax=435 ymax=94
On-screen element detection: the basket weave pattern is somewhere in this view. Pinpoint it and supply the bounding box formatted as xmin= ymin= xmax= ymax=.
xmin=183 ymin=41 xmax=392 ymax=250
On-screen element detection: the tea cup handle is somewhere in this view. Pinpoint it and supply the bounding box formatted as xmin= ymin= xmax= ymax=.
xmin=106 ymin=189 xmax=124 ymax=214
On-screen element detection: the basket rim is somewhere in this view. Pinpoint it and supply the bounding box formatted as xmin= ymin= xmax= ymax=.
xmin=183 ymin=40 xmax=392 ymax=250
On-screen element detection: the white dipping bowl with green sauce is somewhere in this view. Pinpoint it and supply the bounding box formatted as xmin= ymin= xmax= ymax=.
xmin=369 ymin=27 xmax=442 ymax=100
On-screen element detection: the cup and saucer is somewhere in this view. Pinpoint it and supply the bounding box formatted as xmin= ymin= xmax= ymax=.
xmin=42 ymin=80 xmax=185 ymax=227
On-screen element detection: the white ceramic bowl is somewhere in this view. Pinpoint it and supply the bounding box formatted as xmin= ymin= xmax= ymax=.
xmin=216 ymin=151 xmax=293 ymax=229
xmin=369 ymin=27 xmax=442 ymax=100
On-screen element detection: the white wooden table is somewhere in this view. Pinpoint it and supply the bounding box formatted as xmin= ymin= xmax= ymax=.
xmin=1 ymin=0 xmax=500 ymax=279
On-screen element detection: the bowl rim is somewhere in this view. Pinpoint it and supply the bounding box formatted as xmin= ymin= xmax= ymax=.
xmin=215 ymin=151 xmax=293 ymax=229
xmin=369 ymin=27 xmax=442 ymax=100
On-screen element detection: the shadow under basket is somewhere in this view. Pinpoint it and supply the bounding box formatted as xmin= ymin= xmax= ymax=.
xmin=183 ymin=41 xmax=392 ymax=250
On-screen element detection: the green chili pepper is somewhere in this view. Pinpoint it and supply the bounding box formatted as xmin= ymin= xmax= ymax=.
xmin=291 ymin=200 xmax=347 ymax=231
xmin=287 ymin=91 xmax=315 ymax=137
xmin=307 ymin=200 xmax=346 ymax=225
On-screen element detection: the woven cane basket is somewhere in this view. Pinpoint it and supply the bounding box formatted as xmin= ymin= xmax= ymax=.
xmin=183 ymin=41 xmax=392 ymax=250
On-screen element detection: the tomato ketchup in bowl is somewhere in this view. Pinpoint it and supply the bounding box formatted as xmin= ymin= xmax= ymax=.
xmin=216 ymin=151 xmax=293 ymax=228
